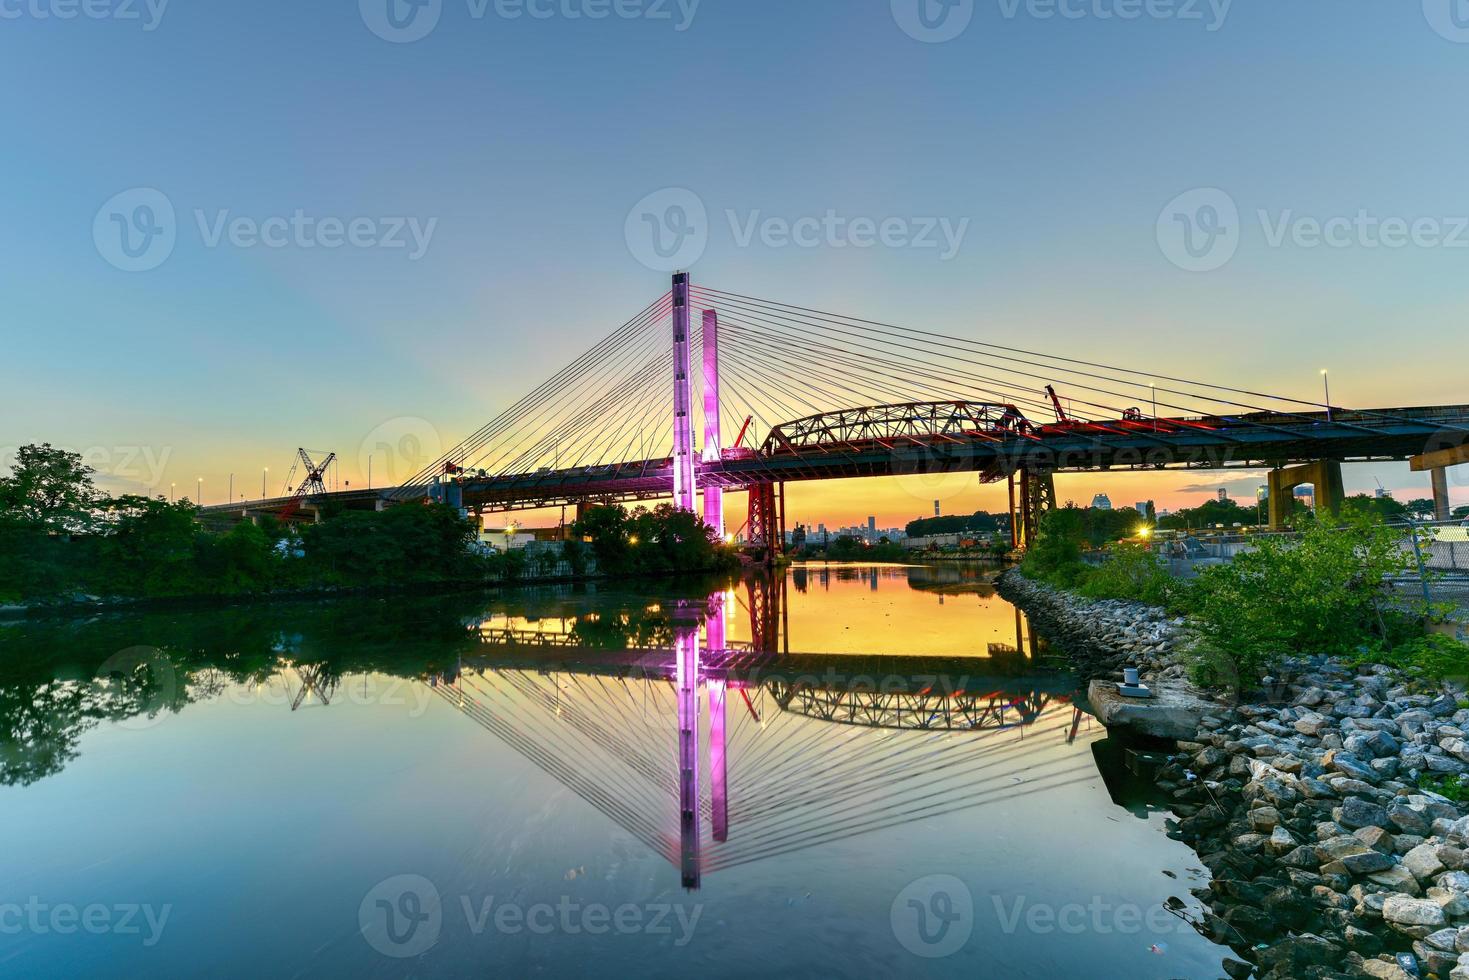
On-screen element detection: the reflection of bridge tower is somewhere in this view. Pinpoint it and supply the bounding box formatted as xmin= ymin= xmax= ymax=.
xmin=674 ymin=607 xmax=701 ymax=887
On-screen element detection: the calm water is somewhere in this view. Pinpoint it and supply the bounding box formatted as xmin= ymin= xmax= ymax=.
xmin=0 ymin=563 xmax=1232 ymax=978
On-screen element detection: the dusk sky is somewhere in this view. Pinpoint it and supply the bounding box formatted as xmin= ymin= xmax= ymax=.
xmin=3 ymin=1 xmax=1466 ymax=527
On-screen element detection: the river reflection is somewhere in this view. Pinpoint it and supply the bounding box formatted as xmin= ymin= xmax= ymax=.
xmin=0 ymin=563 xmax=1231 ymax=979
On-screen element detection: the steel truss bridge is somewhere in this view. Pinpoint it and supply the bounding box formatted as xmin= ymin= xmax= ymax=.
xmin=202 ymin=274 xmax=1469 ymax=550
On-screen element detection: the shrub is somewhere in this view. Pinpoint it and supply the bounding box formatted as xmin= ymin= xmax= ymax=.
xmin=1078 ymin=542 xmax=1174 ymax=605
xmin=1180 ymin=515 xmax=1419 ymax=690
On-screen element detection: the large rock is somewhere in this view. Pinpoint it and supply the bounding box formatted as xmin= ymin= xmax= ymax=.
xmin=1383 ymin=894 xmax=1448 ymax=928
xmin=1339 ymin=796 xmax=1391 ymax=829
xmin=1087 ymin=678 xmax=1215 ymax=739
xmin=1404 ymin=842 xmax=1448 ymax=883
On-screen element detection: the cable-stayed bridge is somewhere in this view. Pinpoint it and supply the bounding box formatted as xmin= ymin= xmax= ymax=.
xmin=204 ymin=274 xmax=1469 ymax=548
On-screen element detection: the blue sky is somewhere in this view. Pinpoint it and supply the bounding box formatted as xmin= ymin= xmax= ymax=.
xmin=2 ymin=1 xmax=1466 ymax=521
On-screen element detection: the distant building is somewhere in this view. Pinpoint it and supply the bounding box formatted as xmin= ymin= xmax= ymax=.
xmin=1217 ymin=488 xmax=1229 ymax=502
xmin=867 ymin=516 xmax=876 ymax=543
xmin=1134 ymin=501 xmax=1148 ymax=516
xmin=933 ymin=500 xmax=940 ymax=517
xmin=1091 ymin=494 xmax=1112 ymax=510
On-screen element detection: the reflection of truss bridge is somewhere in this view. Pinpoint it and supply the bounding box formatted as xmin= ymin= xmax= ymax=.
xmin=768 ymin=682 xmax=1063 ymax=732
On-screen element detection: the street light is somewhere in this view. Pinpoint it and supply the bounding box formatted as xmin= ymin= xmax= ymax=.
xmin=1321 ymin=369 xmax=1332 ymax=423
xmin=196 ymin=477 xmax=202 ymax=504
xmin=1149 ymin=382 xmax=1158 ymax=432
xmin=262 ymin=467 xmax=269 ymax=499
xmin=170 ymin=482 xmax=176 ymax=503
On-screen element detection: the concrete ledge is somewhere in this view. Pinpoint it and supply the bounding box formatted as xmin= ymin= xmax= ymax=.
xmin=1087 ymin=678 xmax=1216 ymax=740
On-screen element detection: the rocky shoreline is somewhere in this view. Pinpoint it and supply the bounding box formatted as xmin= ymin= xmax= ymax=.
xmin=999 ymin=569 xmax=1469 ymax=980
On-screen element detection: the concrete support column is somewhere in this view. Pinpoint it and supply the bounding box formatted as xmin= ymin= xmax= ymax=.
xmin=1268 ymin=460 xmax=1344 ymax=529
xmin=1432 ymin=467 xmax=1451 ymax=522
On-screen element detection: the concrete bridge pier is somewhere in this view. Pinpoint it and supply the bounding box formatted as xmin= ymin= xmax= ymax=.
xmin=1268 ymin=460 xmax=1344 ymax=529
xmin=1411 ymin=444 xmax=1469 ymax=521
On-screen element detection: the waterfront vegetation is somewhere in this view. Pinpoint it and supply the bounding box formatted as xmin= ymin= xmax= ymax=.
xmin=0 ymin=444 xmax=736 ymax=605
xmin=1021 ymin=507 xmax=1469 ymax=692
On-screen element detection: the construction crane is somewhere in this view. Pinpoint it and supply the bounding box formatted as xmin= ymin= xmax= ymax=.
xmin=279 ymin=448 xmax=336 ymax=521
xmin=1045 ymin=385 xmax=1069 ymax=424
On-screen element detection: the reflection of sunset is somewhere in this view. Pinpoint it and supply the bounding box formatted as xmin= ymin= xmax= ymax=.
xmin=726 ymin=563 xmax=1031 ymax=658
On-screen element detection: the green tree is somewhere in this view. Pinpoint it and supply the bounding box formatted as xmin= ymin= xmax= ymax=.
xmin=1343 ymin=493 xmax=1408 ymax=522
xmin=0 ymin=444 xmax=98 ymax=532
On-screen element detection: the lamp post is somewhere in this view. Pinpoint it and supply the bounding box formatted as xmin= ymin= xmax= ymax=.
xmin=1150 ymin=382 xmax=1158 ymax=432
xmin=229 ymin=473 xmax=233 ymax=505
xmin=1321 ymin=369 xmax=1332 ymax=423
xmin=170 ymin=482 xmax=176 ymax=503
xmin=196 ymin=477 xmax=202 ymax=504
xmin=262 ymin=468 xmax=268 ymax=499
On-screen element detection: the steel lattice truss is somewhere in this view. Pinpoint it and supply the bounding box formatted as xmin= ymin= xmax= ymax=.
xmin=762 ymin=401 xmax=1030 ymax=453
xmin=768 ymin=681 xmax=1057 ymax=732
